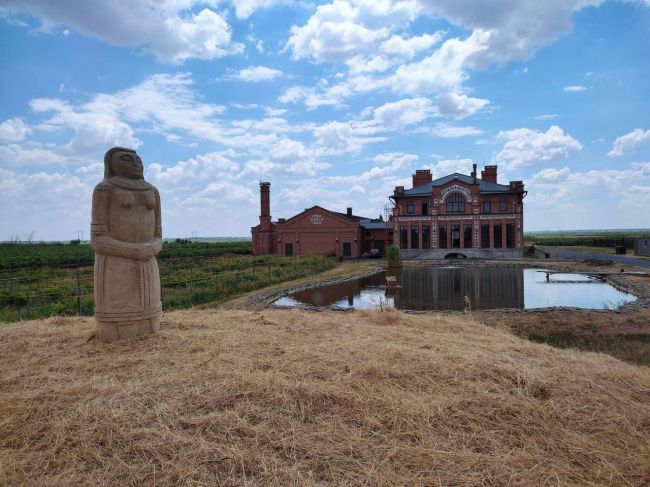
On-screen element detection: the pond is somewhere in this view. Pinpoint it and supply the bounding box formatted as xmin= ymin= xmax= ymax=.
xmin=273 ymin=267 xmax=637 ymax=311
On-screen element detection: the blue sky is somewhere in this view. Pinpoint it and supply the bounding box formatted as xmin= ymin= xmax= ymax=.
xmin=1 ymin=0 xmax=649 ymax=240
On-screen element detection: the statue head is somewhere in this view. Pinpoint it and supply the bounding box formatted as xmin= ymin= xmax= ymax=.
xmin=104 ymin=147 xmax=144 ymax=180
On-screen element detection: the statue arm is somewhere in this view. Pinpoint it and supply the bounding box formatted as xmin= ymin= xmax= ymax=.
xmin=151 ymin=188 xmax=163 ymax=255
xmin=90 ymin=185 xmax=151 ymax=261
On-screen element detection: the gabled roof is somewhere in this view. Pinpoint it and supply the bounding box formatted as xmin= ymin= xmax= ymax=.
xmin=359 ymin=219 xmax=390 ymax=229
xmin=333 ymin=211 xmax=372 ymax=221
xmin=402 ymin=173 xmax=513 ymax=196
xmin=275 ymin=205 xmax=366 ymax=226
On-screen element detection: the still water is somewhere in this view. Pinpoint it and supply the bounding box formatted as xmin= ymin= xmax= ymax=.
xmin=273 ymin=267 xmax=637 ymax=311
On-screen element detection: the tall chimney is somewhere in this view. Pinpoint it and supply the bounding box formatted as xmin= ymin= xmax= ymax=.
xmin=412 ymin=169 xmax=432 ymax=187
xmin=347 ymin=207 xmax=353 ymax=218
xmin=471 ymin=163 xmax=477 ymax=180
xmin=259 ymin=182 xmax=271 ymax=229
xmin=481 ymin=165 xmax=497 ymax=184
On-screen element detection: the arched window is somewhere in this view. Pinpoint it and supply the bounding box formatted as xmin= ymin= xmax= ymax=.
xmin=446 ymin=193 xmax=465 ymax=213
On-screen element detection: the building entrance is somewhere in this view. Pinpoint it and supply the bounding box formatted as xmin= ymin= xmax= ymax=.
xmin=285 ymin=243 xmax=293 ymax=256
xmin=342 ymin=242 xmax=351 ymax=257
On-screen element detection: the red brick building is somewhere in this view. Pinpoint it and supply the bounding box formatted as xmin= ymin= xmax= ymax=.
xmin=251 ymin=183 xmax=391 ymax=257
xmin=391 ymin=165 xmax=526 ymax=258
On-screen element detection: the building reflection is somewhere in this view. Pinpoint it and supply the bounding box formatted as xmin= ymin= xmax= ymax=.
xmin=393 ymin=267 xmax=524 ymax=310
xmin=287 ymin=268 xmax=524 ymax=311
xmin=290 ymin=273 xmax=386 ymax=307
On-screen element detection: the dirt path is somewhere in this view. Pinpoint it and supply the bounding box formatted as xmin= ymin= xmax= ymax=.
xmin=539 ymin=246 xmax=650 ymax=268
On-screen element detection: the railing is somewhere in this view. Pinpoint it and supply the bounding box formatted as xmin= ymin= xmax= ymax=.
xmin=0 ymin=254 xmax=334 ymax=322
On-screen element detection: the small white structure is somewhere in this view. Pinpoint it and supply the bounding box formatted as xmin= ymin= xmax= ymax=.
xmin=633 ymin=235 xmax=650 ymax=257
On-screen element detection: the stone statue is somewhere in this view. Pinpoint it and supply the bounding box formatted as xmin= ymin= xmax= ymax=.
xmin=91 ymin=147 xmax=162 ymax=341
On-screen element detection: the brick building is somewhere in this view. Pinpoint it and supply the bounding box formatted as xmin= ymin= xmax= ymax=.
xmin=391 ymin=165 xmax=526 ymax=258
xmin=251 ymin=183 xmax=391 ymax=257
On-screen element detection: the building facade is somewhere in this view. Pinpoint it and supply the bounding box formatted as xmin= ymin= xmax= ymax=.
xmin=251 ymin=183 xmax=391 ymax=257
xmin=391 ymin=165 xmax=526 ymax=258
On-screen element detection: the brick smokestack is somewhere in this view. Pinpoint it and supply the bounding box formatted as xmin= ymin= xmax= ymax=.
xmin=481 ymin=165 xmax=498 ymax=184
xmin=412 ymin=169 xmax=432 ymax=187
xmin=259 ymin=182 xmax=271 ymax=229
xmin=471 ymin=163 xmax=477 ymax=180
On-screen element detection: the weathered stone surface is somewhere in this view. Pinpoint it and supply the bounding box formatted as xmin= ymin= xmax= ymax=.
xmin=91 ymin=147 xmax=162 ymax=341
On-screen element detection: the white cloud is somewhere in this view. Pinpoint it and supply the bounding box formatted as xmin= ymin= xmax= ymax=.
xmin=534 ymin=114 xmax=559 ymax=120
xmin=493 ymin=125 xmax=583 ymax=169
xmin=286 ymin=1 xmax=392 ymax=63
xmin=0 ymin=167 xmax=94 ymax=240
xmin=228 ymin=0 xmax=287 ymax=19
xmin=428 ymin=158 xmax=475 ymax=178
xmin=380 ymin=32 xmax=444 ymax=57
xmin=244 ymin=138 xmax=331 ymax=177
xmin=525 ymin=162 xmax=650 ymax=229
xmin=431 ymin=123 xmax=484 ymax=138
xmin=0 ymin=118 xmax=32 ymax=142
xmin=384 ymin=30 xmax=490 ymax=94
xmin=608 ymin=128 xmax=650 ymax=156
xmin=148 ymin=152 xmax=239 ymax=192
xmin=221 ymin=66 xmax=283 ymax=82
xmin=434 ymin=92 xmax=489 ymax=119
xmin=415 ymin=0 xmax=605 ymax=68
xmin=372 ymin=97 xmax=434 ymax=130
xmin=563 ymin=85 xmax=588 ymax=92
xmin=0 ymin=1 xmax=243 ymax=63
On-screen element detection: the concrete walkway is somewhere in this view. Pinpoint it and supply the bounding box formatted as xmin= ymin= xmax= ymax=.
xmin=539 ymin=246 xmax=650 ymax=269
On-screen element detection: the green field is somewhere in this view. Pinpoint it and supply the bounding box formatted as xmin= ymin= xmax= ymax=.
xmin=0 ymin=241 xmax=252 ymax=269
xmin=0 ymin=242 xmax=333 ymax=322
xmin=524 ymin=229 xmax=649 ymax=248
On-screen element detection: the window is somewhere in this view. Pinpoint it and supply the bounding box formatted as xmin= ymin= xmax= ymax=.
xmin=499 ymin=199 xmax=508 ymax=212
xmin=400 ymin=225 xmax=408 ymax=248
xmin=483 ymin=200 xmax=491 ymax=214
xmin=481 ymin=224 xmax=490 ymax=248
xmin=494 ymin=223 xmax=503 ymax=248
xmin=421 ymin=201 xmax=429 ymax=215
xmin=506 ymin=223 xmax=516 ymax=248
xmin=451 ymin=224 xmax=461 ymax=248
xmin=422 ymin=225 xmax=430 ymax=249
xmin=464 ymin=224 xmax=472 ymax=248
xmin=446 ymin=193 xmax=465 ymax=213
xmin=407 ymin=200 xmax=414 ymax=214
xmin=411 ymin=225 xmax=419 ymax=249
xmin=439 ymin=224 xmax=448 ymax=249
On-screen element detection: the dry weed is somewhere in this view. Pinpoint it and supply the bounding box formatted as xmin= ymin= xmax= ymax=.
xmin=1 ymin=308 xmax=649 ymax=486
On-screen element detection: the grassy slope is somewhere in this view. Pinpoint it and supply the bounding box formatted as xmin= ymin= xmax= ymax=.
xmin=1 ymin=309 xmax=649 ymax=486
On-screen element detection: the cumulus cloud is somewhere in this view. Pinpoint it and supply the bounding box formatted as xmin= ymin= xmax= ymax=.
xmin=525 ymin=162 xmax=650 ymax=229
xmin=228 ymin=0 xmax=287 ymax=19
xmin=372 ymin=97 xmax=434 ymax=130
xmin=220 ymin=66 xmax=283 ymax=82
xmin=428 ymin=158 xmax=475 ymax=178
xmin=0 ymin=0 xmax=243 ymax=63
xmin=493 ymin=125 xmax=583 ymax=169
xmin=148 ymin=152 xmax=239 ymax=192
xmin=0 ymin=167 xmax=94 ymax=240
xmin=434 ymin=92 xmax=489 ymax=119
xmin=608 ymin=128 xmax=650 ymax=156
xmin=0 ymin=118 xmax=32 ymax=142
xmin=244 ymin=138 xmax=331 ymax=177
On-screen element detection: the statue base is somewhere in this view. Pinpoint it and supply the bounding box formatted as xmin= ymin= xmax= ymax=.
xmin=96 ymin=316 xmax=160 ymax=342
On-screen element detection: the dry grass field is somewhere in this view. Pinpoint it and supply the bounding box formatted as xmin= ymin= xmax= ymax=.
xmin=1 ymin=308 xmax=649 ymax=486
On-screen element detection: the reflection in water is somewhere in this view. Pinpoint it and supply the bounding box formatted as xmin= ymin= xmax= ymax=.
xmin=273 ymin=267 xmax=637 ymax=311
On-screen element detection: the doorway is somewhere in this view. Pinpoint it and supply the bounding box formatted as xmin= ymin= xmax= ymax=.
xmin=285 ymin=243 xmax=293 ymax=256
xmin=342 ymin=242 xmax=352 ymax=258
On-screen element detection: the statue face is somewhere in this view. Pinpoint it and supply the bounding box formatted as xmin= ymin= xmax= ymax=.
xmin=111 ymin=150 xmax=144 ymax=179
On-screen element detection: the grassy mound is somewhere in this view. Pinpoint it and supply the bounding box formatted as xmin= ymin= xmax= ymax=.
xmin=1 ymin=309 xmax=649 ymax=486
